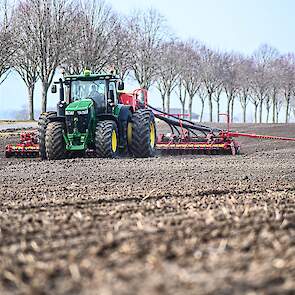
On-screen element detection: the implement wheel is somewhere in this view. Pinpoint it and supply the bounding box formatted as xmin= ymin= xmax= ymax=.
xmin=38 ymin=112 xmax=57 ymax=159
xmin=45 ymin=121 xmax=66 ymax=160
xmin=129 ymin=109 xmax=156 ymax=158
xmin=95 ymin=120 xmax=118 ymax=158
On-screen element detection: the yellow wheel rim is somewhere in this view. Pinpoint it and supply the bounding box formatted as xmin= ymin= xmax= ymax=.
xmin=150 ymin=122 xmax=155 ymax=148
xmin=111 ymin=130 xmax=117 ymax=153
xmin=127 ymin=122 xmax=132 ymax=145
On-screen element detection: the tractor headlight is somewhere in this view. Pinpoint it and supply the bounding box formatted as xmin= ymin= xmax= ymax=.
xmin=66 ymin=110 xmax=74 ymax=115
xmin=77 ymin=110 xmax=88 ymax=115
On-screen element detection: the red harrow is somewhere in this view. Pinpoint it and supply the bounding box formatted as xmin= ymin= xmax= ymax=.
xmin=5 ymin=131 xmax=39 ymax=158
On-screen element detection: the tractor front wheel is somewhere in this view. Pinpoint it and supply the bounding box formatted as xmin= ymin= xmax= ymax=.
xmin=129 ymin=109 xmax=156 ymax=158
xmin=95 ymin=120 xmax=119 ymax=158
xmin=38 ymin=112 xmax=57 ymax=159
xmin=45 ymin=121 xmax=66 ymax=160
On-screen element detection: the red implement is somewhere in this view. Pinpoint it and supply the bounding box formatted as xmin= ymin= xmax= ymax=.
xmin=119 ymin=88 xmax=148 ymax=111
xmin=5 ymin=131 xmax=39 ymax=158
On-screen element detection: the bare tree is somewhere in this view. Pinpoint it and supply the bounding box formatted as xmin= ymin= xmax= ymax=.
xmin=276 ymin=96 xmax=283 ymax=123
xmin=280 ymin=53 xmax=295 ymax=123
xmin=13 ymin=46 xmax=39 ymax=120
xmin=237 ymin=57 xmax=253 ymax=123
xmin=110 ymin=20 xmax=133 ymax=80
xmin=212 ymin=85 xmax=222 ymax=122
xmin=196 ymin=85 xmax=207 ymax=122
xmin=127 ymin=8 xmax=166 ymax=90
xmin=13 ymin=8 xmax=39 ymax=120
xmin=176 ymin=77 xmax=187 ymax=115
xmin=181 ymin=41 xmax=202 ymax=119
xmin=64 ymin=0 xmax=118 ymax=75
xmin=251 ymin=44 xmax=279 ymax=123
xmin=156 ymin=79 xmax=167 ymax=112
xmin=249 ymin=89 xmax=259 ymax=123
xmin=175 ymin=40 xmax=201 ymax=116
xmin=17 ymin=0 xmax=77 ymax=112
xmin=200 ymin=47 xmax=223 ymax=122
xmin=155 ymin=40 xmax=182 ymax=113
xmin=263 ymin=58 xmax=281 ymax=123
xmin=220 ymin=52 xmax=240 ymax=122
xmin=0 ymin=0 xmax=15 ymax=85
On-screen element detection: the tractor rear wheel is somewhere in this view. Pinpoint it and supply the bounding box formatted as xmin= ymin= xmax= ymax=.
xmin=38 ymin=112 xmax=57 ymax=159
xmin=45 ymin=121 xmax=66 ymax=160
xmin=128 ymin=109 xmax=156 ymax=158
xmin=95 ymin=120 xmax=119 ymax=158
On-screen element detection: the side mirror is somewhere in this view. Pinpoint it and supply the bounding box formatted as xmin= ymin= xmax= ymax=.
xmin=118 ymin=81 xmax=124 ymax=91
xmin=51 ymin=85 xmax=57 ymax=93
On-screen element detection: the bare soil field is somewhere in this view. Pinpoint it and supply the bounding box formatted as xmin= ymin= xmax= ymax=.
xmin=0 ymin=123 xmax=295 ymax=295
xmin=0 ymin=121 xmax=37 ymax=131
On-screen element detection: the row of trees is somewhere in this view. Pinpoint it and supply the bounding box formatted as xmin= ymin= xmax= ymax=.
xmin=1 ymin=0 xmax=295 ymax=123
xmin=156 ymin=40 xmax=295 ymax=123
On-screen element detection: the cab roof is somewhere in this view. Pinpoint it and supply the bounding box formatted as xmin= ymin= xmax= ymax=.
xmin=64 ymin=71 xmax=119 ymax=81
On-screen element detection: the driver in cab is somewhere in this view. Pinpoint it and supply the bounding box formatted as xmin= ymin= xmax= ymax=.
xmin=89 ymin=85 xmax=104 ymax=110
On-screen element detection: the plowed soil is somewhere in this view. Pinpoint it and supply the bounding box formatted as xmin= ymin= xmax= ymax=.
xmin=0 ymin=124 xmax=295 ymax=295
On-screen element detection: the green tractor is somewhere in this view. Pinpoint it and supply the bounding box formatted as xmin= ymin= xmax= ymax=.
xmin=38 ymin=70 xmax=156 ymax=160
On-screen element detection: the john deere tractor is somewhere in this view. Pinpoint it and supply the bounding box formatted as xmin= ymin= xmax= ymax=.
xmin=38 ymin=70 xmax=156 ymax=160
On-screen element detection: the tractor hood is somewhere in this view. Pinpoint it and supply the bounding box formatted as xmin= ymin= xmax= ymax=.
xmin=66 ymin=99 xmax=93 ymax=112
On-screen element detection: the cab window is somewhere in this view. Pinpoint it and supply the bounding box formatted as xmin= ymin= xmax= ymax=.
xmin=109 ymin=82 xmax=117 ymax=104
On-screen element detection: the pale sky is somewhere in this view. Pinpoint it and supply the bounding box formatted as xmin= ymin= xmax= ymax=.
xmin=1 ymin=0 xmax=295 ymax=121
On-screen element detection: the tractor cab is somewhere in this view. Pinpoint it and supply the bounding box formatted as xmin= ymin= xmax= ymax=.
xmin=52 ymin=70 xmax=124 ymax=116
xmin=70 ymin=79 xmax=107 ymax=113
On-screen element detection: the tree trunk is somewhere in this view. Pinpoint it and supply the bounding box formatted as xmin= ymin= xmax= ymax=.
xmin=216 ymin=100 xmax=220 ymax=122
xmin=266 ymin=108 xmax=269 ymax=123
xmin=231 ymin=98 xmax=234 ymax=123
xmin=200 ymin=100 xmax=204 ymax=122
xmin=188 ymin=95 xmax=193 ymax=120
xmin=254 ymin=103 xmax=258 ymax=123
xmin=41 ymin=82 xmax=49 ymax=113
xmin=179 ymin=82 xmax=186 ymax=116
xmin=240 ymin=94 xmax=247 ymax=123
xmin=285 ymin=99 xmax=290 ymax=123
xmin=161 ymin=94 xmax=165 ymax=112
xmin=166 ymin=91 xmax=171 ymax=114
xmin=259 ymin=98 xmax=263 ymax=123
xmin=272 ymin=102 xmax=276 ymax=123
xmin=266 ymin=104 xmax=270 ymax=123
xmin=272 ymin=92 xmax=276 ymax=123
xmin=181 ymin=101 xmax=185 ymax=116
xmin=242 ymin=105 xmax=246 ymax=123
xmin=227 ymin=97 xmax=231 ymax=121
xmin=208 ymin=93 xmax=213 ymax=122
xmin=28 ymin=85 xmax=35 ymax=120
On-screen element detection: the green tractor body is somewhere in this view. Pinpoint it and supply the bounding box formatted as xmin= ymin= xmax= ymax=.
xmin=64 ymin=99 xmax=95 ymax=151
xmin=38 ymin=71 xmax=156 ymax=160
